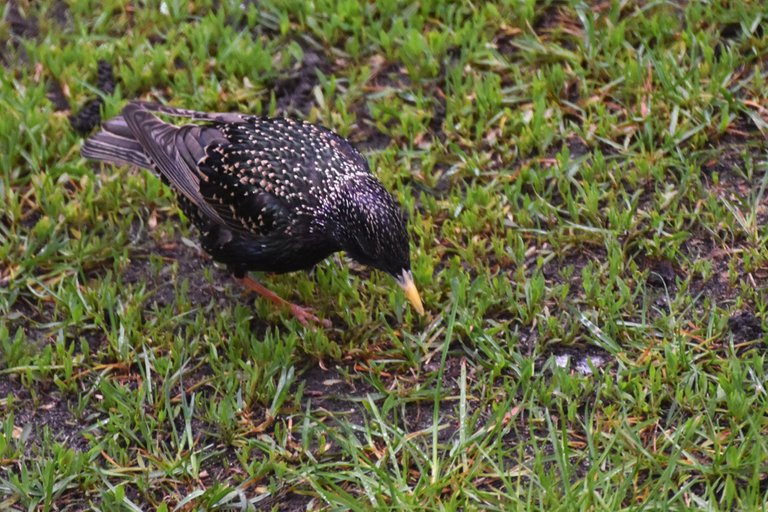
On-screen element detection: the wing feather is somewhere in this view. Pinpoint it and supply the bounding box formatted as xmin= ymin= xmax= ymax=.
xmin=121 ymin=103 xmax=227 ymax=226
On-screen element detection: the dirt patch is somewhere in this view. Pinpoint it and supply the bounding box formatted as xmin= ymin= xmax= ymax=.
xmin=3 ymin=0 xmax=71 ymax=67
xmin=0 ymin=375 xmax=25 ymax=400
xmin=120 ymin=234 xmax=226 ymax=310
xmin=5 ymin=1 xmax=39 ymax=39
xmin=101 ymin=211 xmax=243 ymax=313
xmin=728 ymin=310 xmax=764 ymax=342
xmin=235 ymin=1 xmax=282 ymax=38
xmin=644 ymin=258 xmax=678 ymax=288
xmin=0 ymin=376 xmax=92 ymax=452
xmin=112 ymin=223 xmax=285 ymax=341
xmin=701 ymin=143 xmax=765 ymax=192
xmin=534 ymin=4 xmax=583 ymax=46
xmin=271 ymin=48 xmax=332 ymax=116
xmin=368 ymin=61 xmax=413 ymax=91
xmin=300 ymin=356 xmax=464 ymax=444
xmin=540 ymin=244 xmax=608 ymax=293
xmin=427 ymin=88 xmax=447 ymax=141
xmin=49 ymin=0 xmax=71 ymax=28
xmin=299 ymin=362 xmax=374 ymax=432
xmin=356 ymin=128 xmax=391 ymax=153
xmin=683 ymin=235 xmax=766 ymax=312
xmin=683 ymin=242 xmax=737 ymax=300
xmin=351 ymin=113 xmax=391 ymax=153
xmin=47 ymin=78 xmax=70 ymax=112
xmin=252 ymin=491 xmax=313 ymax=512
xmin=69 ymin=60 xmax=117 ymax=134
xmin=423 ymin=353 xmax=465 ymax=387
xmin=361 ymin=59 xmax=446 ymax=147
xmin=494 ymin=27 xmax=522 ymax=59
xmin=5 ymin=294 xmax=58 ymax=349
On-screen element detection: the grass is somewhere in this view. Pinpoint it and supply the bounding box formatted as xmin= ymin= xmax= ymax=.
xmin=1 ymin=0 xmax=768 ymax=509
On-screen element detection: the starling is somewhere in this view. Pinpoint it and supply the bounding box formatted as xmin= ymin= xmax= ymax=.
xmin=81 ymin=101 xmax=424 ymax=325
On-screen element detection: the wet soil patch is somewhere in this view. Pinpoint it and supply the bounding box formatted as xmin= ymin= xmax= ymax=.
xmin=120 ymin=234 xmax=227 ymax=311
xmin=115 ymin=224 xmax=284 ymax=342
xmin=494 ymin=27 xmax=523 ymax=59
xmin=535 ymin=4 xmax=582 ymax=46
xmin=701 ymin=143 xmax=766 ymax=188
xmin=540 ymin=245 xmax=607 ymax=289
xmin=349 ymin=102 xmax=392 ymax=153
xmin=235 ymin=0 xmax=283 ymax=39
xmin=427 ymin=88 xmax=447 ymax=141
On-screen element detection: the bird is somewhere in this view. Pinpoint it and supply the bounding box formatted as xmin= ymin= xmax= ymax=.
xmin=80 ymin=101 xmax=424 ymax=326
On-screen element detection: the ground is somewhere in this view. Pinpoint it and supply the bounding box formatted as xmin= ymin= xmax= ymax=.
xmin=1 ymin=0 xmax=767 ymax=510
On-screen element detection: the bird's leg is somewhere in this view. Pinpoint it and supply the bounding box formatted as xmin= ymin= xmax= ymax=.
xmin=239 ymin=276 xmax=332 ymax=328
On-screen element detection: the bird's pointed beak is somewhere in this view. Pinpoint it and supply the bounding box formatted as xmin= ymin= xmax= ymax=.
xmin=397 ymin=269 xmax=425 ymax=316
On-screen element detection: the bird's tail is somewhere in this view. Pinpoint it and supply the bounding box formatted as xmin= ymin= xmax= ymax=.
xmin=80 ymin=115 xmax=153 ymax=170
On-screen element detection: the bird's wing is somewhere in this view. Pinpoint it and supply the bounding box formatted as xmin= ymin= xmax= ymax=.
xmin=123 ymin=102 xmax=290 ymax=238
xmin=121 ymin=102 xmax=229 ymax=226
xmin=192 ymin=118 xmax=375 ymax=238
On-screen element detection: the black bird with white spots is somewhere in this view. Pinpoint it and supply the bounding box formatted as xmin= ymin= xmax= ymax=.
xmin=81 ymin=101 xmax=424 ymax=324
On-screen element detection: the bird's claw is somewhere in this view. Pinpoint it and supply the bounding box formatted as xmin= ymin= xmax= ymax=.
xmin=289 ymin=304 xmax=332 ymax=328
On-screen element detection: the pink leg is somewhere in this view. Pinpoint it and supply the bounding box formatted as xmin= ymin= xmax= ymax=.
xmin=239 ymin=276 xmax=332 ymax=328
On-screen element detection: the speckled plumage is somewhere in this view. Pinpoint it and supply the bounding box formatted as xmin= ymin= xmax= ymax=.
xmin=81 ymin=101 xmax=420 ymax=317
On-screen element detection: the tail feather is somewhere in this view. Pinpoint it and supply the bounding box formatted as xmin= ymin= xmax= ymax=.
xmin=81 ymin=115 xmax=152 ymax=169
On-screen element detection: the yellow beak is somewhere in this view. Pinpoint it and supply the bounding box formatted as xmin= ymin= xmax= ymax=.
xmin=398 ymin=269 xmax=425 ymax=316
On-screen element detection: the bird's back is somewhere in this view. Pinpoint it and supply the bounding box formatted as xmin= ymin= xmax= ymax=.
xmin=196 ymin=118 xmax=374 ymax=230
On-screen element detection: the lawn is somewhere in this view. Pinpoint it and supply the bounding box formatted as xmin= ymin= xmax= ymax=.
xmin=1 ymin=0 xmax=768 ymax=510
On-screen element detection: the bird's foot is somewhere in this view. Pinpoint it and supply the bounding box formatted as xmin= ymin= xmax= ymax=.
xmin=289 ymin=304 xmax=332 ymax=328
xmin=239 ymin=276 xmax=331 ymax=328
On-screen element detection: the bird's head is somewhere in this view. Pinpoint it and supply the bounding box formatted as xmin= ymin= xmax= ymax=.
xmin=325 ymin=177 xmax=424 ymax=316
